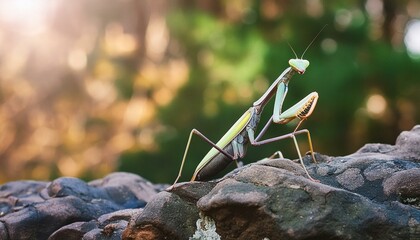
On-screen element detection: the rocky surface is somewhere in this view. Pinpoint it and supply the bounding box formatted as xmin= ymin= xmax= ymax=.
xmin=0 ymin=172 xmax=162 ymax=240
xmin=0 ymin=126 xmax=419 ymax=239
xmin=124 ymin=125 xmax=420 ymax=240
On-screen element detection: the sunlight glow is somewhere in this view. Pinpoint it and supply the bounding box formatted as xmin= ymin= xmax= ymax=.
xmin=0 ymin=0 xmax=55 ymax=35
xmin=58 ymin=157 xmax=82 ymax=177
xmin=366 ymin=94 xmax=387 ymax=118
xmin=404 ymin=19 xmax=420 ymax=59
xmin=146 ymin=15 xmax=169 ymax=61
xmin=105 ymin=23 xmax=137 ymax=57
xmin=68 ymin=48 xmax=87 ymax=71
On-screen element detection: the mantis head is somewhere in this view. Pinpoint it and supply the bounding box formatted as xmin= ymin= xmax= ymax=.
xmin=289 ymin=59 xmax=309 ymax=74
xmin=287 ymin=25 xmax=327 ymax=75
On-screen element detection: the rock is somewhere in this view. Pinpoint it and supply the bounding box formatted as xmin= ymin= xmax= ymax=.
xmin=393 ymin=125 xmax=420 ymax=160
xmin=124 ymin=125 xmax=420 ymax=239
xmin=0 ymin=180 xmax=48 ymax=217
xmin=123 ymin=181 xmax=216 ymax=240
xmin=50 ymin=221 xmax=98 ymax=240
xmin=50 ymin=208 xmax=143 ymax=240
xmin=1 ymin=126 xmax=420 ymax=239
xmin=383 ymin=169 xmax=420 ymax=204
xmin=0 ymin=172 xmax=160 ymax=240
xmin=47 ymin=177 xmax=104 ymax=201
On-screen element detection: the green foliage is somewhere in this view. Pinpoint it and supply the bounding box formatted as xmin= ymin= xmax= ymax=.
xmin=120 ymin=2 xmax=420 ymax=183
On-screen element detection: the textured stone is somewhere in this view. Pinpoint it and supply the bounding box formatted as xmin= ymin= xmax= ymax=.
xmin=336 ymin=168 xmax=364 ymax=190
xmin=49 ymin=208 xmax=143 ymax=240
xmin=1 ymin=126 xmax=420 ymax=239
xmin=0 ymin=172 xmax=159 ymax=240
xmin=123 ymin=181 xmax=216 ymax=240
xmin=124 ymin=125 xmax=420 ymax=240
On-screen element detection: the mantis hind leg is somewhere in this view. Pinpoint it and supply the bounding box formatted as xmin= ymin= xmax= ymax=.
xmin=291 ymin=131 xmax=319 ymax=182
xmin=170 ymin=129 xmax=234 ymax=189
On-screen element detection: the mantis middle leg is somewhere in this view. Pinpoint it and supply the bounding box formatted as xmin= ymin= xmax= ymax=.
xmin=249 ymin=92 xmax=319 ymax=181
xmin=249 ymin=126 xmax=318 ymax=181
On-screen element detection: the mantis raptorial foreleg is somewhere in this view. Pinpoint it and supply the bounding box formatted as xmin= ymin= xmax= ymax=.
xmin=248 ymin=92 xmax=319 ymax=180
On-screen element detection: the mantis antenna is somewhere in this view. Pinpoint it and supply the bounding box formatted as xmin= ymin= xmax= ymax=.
xmin=287 ymin=42 xmax=298 ymax=59
xmin=300 ymin=24 xmax=328 ymax=59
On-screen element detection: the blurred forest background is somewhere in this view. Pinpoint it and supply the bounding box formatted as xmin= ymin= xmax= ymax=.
xmin=0 ymin=0 xmax=419 ymax=184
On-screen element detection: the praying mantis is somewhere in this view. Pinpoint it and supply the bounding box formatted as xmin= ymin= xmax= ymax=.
xmin=169 ymin=31 xmax=325 ymax=189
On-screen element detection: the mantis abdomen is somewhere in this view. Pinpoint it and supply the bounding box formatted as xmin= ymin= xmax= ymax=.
xmin=193 ymin=144 xmax=234 ymax=181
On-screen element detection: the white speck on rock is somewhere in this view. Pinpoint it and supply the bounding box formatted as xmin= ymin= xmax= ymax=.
xmin=190 ymin=212 xmax=221 ymax=240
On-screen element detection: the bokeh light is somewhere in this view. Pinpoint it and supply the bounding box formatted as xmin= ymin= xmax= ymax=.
xmin=0 ymin=1 xmax=418 ymax=184
xmin=0 ymin=0 xmax=55 ymax=35
xmin=404 ymin=19 xmax=420 ymax=59
xmin=366 ymin=94 xmax=387 ymax=118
